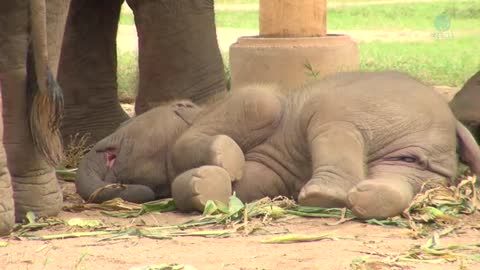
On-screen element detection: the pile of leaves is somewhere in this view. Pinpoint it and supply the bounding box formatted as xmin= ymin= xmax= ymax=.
xmin=5 ymin=172 xmax=479 ymax=268
xmin=10 ymin=175 xmax=478 ymax=242
xmin=405 ymin=176 xmax=478 ymax=233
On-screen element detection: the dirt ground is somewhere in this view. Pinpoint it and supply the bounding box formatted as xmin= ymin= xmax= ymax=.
xmin=1 ymin=179 xmax=479 ymax=270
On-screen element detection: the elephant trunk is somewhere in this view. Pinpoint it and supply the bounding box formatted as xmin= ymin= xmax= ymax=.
xmin=76 ymin=149 xmax=156 ymax=203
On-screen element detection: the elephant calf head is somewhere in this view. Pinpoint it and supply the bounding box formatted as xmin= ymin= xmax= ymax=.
xmin=450 ymin=71 xmax=480 ymax=142
xmin=75 ymin=100 xmax=202 ymax=203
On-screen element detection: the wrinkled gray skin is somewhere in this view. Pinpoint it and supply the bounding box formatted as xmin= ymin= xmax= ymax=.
xmin=450 ymin=71 xmax=480 ymax=142
xmin=77 ymin=71 xmax=480 ymax=220
xmin=76 ymin=100 xmax=203 ymax=203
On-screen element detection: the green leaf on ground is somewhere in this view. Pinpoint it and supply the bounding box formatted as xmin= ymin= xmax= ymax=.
xmin=261 ymin=231 xmax=338 ymax=244
xmin=67 ymin=218 xmax=103 ymax=228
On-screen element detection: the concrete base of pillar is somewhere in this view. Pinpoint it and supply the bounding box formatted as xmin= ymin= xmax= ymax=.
xmin=229 ymin=34 xmax=359 ymax=90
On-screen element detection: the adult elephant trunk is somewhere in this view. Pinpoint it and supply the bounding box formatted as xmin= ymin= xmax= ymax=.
xmin=76 ymin=147 xmax=156 ymax=203
xmin=0 ymin=0 xmax=70 ymax=222
xmin=127 ymin=0 xmax=226 ymax=114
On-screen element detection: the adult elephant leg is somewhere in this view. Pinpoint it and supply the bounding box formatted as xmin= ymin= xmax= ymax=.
xmin=59 ymin=0 xmax=129 ymax=146
xmin=0 ymin=94 xmax=14 ymax=235
xmin=0 ymin=0 xmax=70 ymax=221
xmin=127 ymin=0 xmax=226 ymax=114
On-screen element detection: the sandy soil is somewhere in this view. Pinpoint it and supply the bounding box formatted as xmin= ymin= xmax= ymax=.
xmin=1 ymin=180 xmax=479 ymax=270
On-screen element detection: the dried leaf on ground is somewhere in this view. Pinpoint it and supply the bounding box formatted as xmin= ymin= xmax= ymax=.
xmin=261 ymin=231 xmax=339 ymax=244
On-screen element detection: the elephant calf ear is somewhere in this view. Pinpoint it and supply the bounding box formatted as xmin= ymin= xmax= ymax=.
xmin=456 ymin=121 xmax=480 ymax=177
xmin=172 ymin=100 xmax=202 ymax=125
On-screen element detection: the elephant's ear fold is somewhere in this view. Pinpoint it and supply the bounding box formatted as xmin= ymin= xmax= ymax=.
xmin=456 ymin=120 xmax=480 ymax=176
xmin=172 ymin=100 xmax=202 ymax=125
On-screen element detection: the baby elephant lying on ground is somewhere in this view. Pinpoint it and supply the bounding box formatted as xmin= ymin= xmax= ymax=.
xmin=76 ymin=71 xmax=480 ymax=219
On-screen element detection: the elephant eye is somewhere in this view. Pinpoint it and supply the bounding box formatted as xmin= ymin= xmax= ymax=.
xmin=399 ymin=156 xmax=417 ymax=163
xmin=386 ymin=156 xmax=418 ymax=163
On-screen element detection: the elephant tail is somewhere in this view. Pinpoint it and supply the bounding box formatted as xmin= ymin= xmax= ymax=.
xmin=456 ymin=120 xmax=480 ymax=180
xmin=76 ymin=150 xmax=156 ymax=204
xmin=27 ymin=0 xmax=64 ymax=166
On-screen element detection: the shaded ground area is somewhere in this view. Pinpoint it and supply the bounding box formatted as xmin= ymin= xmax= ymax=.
xmin=1 ymin=179 xmax=479 ymax=270
xmin=117 ymin=25 xmax=480 ymax=53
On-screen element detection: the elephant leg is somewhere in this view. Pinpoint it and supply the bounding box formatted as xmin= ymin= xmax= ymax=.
xmin=234 ymin=161 xmax=288 ymax=203
xmin=59 ymin=0 xmax=129 ymax=146
xmin=126 ymin=0 xmax=226 ymax=114
xmin=0 ymin=94 xmax=14 ymax=235
xmin=172 ymin=166 xmax=232 ymax=212
xmin=172 ymin=88 xmax=283 ymax=180
xmin=347 ymin=177 xmax=414 ymax=219
xmin=174 ymin=133 xmax=245 ymax=181
xmin=2 ymin=71 xmax=64 ymax=221
xmin=0 ymin=0 xmax=70 ymax=221
xmin=298 ymin=123 xmax=365 ymax=208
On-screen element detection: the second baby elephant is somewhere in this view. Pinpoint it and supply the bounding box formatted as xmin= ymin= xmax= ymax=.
xmin=76 ymin=71 xmax=480 ymax=219
xmin=450 ymin=71 xmax=480 ymax=142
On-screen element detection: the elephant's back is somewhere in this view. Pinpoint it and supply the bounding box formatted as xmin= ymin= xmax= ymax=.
xmin=295 ymin=71 xmax=453 ymax=121
xmin=304 ymin=71 xmax=443 ymax=103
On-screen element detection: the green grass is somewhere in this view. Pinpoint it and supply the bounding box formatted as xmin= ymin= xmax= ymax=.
xmin=360 ymin=36 xmax=480 ymax=86
xmin=211 ymin=1 xmax=480 ymax=30
xmin=117 ymin=51 xmax=138 ymax=101
xmin=329 ymin=0 xmax=480 ymax=31
xmin=214 ymin=10 xmax=258 ymax=29
xmin=120 ymin=1 xmax=480 ymax=30
xmin=119 ymin=13 xmax=134 ymax=25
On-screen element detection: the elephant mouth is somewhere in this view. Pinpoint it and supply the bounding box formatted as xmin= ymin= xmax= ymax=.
xmin=106 ymin=150 xmax=116 ymax=169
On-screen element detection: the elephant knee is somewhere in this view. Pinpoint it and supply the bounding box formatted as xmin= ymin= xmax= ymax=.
xmin=236 ymin=86 xmax=284 ymax=131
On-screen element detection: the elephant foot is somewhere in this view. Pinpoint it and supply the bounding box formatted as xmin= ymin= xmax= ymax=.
xmin=62 ymin=101 xmax=130 ymax=147
xmin=346 ymin=179 xmax=414 ymax=219
xmin=171 ymin=166 xmax=232 ymax=212
xmin=298 ymin=179 xmax=348 ymax=208
xmin=207 ymin=135 xmax=245 ymax=181
xmin=0 ymin=175 xmax=14 ymax=236
xmin=12 ymin=171 xmax=63 ymax=222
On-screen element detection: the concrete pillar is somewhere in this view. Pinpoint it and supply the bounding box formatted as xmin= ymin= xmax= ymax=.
xmin=260 ymin=0 xmax=326 ymax=37
xmin=229 ymin=0 xmax=359 ymax=90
